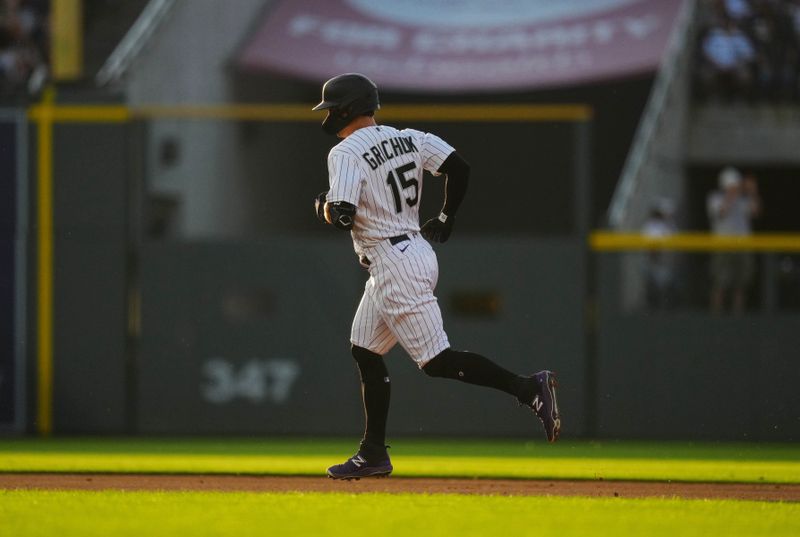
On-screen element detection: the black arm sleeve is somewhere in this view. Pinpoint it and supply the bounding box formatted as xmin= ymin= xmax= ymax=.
xmin=436 ymin=151 xmax=470 ymax=217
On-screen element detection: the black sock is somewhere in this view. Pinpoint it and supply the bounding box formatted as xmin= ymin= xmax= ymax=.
xmin=423 ymin=348 xmax=533 ymax=402
xmin=352 ymin=346 xmax=390 ymax=453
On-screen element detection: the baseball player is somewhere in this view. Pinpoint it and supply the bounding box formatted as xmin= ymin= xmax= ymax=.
xmin=312 ymin=73 xmax=560 ymax=480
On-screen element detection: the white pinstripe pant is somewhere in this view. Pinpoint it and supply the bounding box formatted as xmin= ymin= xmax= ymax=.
xmin=350 ymin=233 xmax=450 ymax=366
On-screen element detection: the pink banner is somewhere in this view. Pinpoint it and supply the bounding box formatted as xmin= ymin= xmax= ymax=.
xmin=238 ymin=0 xmax=684 ymax=92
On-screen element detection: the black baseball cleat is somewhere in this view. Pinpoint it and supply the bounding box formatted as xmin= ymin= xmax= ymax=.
xmin=522 ymin=371 xmax=561 ymax=442
xmin=327 ymin=444 xmax=393 ymax=480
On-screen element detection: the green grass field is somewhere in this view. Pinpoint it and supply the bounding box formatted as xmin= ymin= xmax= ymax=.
xmin=2 ymin=438 xmax=799 ymax=536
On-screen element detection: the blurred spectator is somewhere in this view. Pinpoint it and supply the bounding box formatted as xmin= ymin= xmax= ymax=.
xmin=723 ymin=0 xmax=754 ymax=22
xmin=706 ymin=167 xmax=762 ymax=314
xmin=0 ymin=0 xmax=49 ymax=99
xmin=749 ymin=1 xmax=799 ymax=101
xmin=786 ymin=0 xmax=800 ymax=100
xmin=698 ymin=17 xmax=756 ymax=102
xmin=641 ymin=198 xmax=680 ymax=310
xmin=695 ymin=0 xmax=800 ymax=103
xmin=791 ymin=0 xmax=800 ymax=35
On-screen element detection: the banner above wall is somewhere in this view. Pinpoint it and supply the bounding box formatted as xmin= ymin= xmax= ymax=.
xmin=237 ymin=0 xmax=684 ymax=92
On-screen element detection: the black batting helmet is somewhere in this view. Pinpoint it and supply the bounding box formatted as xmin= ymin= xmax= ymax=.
xmin=312 ymin=73 xmax=380 ymax=135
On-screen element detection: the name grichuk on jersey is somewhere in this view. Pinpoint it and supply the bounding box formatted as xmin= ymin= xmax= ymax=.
xmin=326 ymin=125 xmax=454 ymax=255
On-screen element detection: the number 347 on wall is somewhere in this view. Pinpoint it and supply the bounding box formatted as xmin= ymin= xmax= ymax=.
xmin=202 ymin=358 xmax=301 ymax=404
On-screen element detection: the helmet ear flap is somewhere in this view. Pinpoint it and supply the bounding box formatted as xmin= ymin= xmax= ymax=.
xmin=335 ymin=104 xmax=352 ymax=120
xmin=321 ymin=105 xmax=353 ymax=135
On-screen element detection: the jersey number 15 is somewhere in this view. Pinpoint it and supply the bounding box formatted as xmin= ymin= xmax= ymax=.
xmin=386 ymin=161 xmax=418 ymax=213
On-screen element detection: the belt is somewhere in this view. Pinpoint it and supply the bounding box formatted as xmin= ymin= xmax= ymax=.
xmin=360 ymin=234 xmax=411 ymax=267
xmin=389 ymin=234 xmax=410 ymax=246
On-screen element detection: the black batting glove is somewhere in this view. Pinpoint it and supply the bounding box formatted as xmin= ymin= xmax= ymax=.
xmin=421 ymin=213 xmax=454 ymax=243
xmin=314 ymin=191 xmax=327 ymax=223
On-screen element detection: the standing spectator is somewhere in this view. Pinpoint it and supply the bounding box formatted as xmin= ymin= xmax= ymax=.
xmin=641 ymin=198 xmax=679 ymax=310
xmin=707 ymin=167 xmax=762 ymax=314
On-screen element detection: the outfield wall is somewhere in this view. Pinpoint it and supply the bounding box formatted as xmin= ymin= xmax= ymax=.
xmin=594 ymin=250 xmax=800 ymax=441
xmin=136 ymin=239 xmax=587 ymax=437
xmin=0 ymin=110 xmax=27 ymax=433
xmin=46 ymin=116 xmax=130 ymax=434
xmin=17 ymin=103 xmax=800 ymax=441
xmin=39 ymin=234 xmax=800 ymax=441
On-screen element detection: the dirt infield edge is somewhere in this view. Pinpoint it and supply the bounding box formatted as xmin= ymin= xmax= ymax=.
xmin=1 ymin=473 xmax=798 ymax=501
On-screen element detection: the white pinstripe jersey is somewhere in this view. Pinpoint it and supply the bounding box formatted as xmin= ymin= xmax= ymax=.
xmin=326 ymin=125 xmax=454 ymax=254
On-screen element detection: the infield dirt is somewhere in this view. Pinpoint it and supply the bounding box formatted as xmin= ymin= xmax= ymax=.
xmin=1 ymin=474 xmax=798 ymax=501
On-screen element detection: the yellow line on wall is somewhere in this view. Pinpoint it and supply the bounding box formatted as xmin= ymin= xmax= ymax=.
xmin=35 ymin=100 xmax=54 ymax=436
xmin=131 ymin=104 xmax=592 ymax=122
xmin=130 ymin=103 xmax=593 ymax=122
xmin=378 ymin=104 xmax=592 ymax=122
xmin=132 ymin=104 xmax=314 ymax=121
xmin=590 ymin=232 xmax=800 ymax=252
xmin=29 ymin=104 xmax=130 ymax=122
xmin=27 ymin=103 xmax=593 ymax=123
